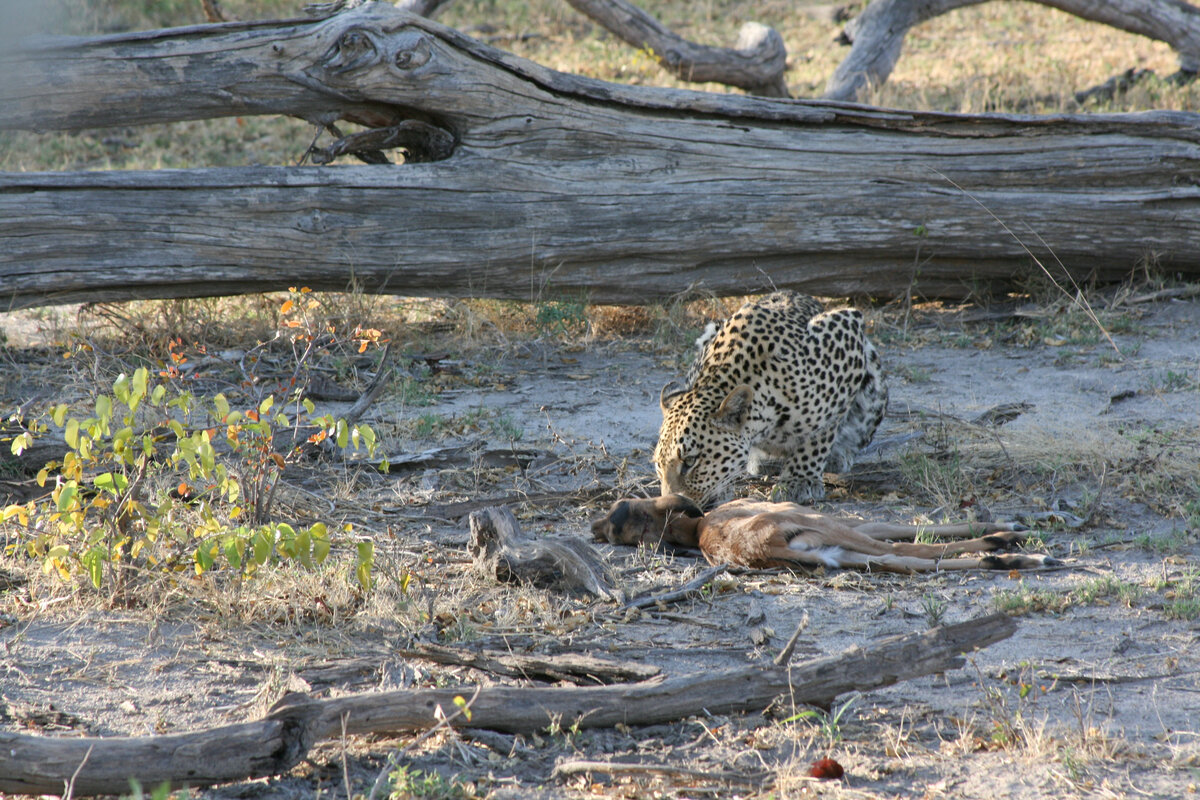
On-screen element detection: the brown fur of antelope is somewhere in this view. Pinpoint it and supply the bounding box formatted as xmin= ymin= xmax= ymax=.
xmin=591 ymin=495 xmax=1060 ymax=573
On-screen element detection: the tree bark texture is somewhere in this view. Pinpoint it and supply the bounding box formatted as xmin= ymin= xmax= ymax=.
xmin=0 ymin=612 xmax=1016 ymax=795
xmin=564 ymin=0 xmax=788 ymax=96
xmin=828 ymin=0 xmax=1200 ymax=102
xmin=2 ymin=4 xmax=1199 ymax=309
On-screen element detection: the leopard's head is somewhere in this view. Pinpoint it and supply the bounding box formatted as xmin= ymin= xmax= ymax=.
xmin=653 ymin=380 xmax=753 ymax=508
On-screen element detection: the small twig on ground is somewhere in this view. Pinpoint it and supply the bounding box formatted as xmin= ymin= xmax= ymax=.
xmin=774 ymin=612 xmax=810 ymax=666
xmin=621 ymin=564 xmax=727 ymax=611
xmin=340 ymin=712 xmax=352 ymax=800
xmin=552 ymin=759 xmax=769 ymax=788
xmin=63 ymin=744 xmax=93 ymax=800
xmin=1122 ymin=285 xmax=1200 ymax=305
xmin=342 ymin=342 xmax=394 ymax=425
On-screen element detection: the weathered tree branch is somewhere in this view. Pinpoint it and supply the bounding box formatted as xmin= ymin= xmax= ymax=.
xmin=828 ymin=0 xmax=1200 ymax=102
xmin=565 ymin=0 xmax=789 ymax=96
xmin=2 ymin=5 xmax=1200 ymax=308
xmin=0 ymin=613 xmax=1016 ymax=795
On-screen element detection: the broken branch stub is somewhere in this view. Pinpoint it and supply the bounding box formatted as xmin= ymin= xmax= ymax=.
xmin=468 ymin=506 xmax=617 ymax=599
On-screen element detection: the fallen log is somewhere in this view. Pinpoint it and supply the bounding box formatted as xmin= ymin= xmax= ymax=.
xmin=0 ymin=612 xmax=1016 ymax=795
xmin=2 ymin=4 xmax=1199 ymax=309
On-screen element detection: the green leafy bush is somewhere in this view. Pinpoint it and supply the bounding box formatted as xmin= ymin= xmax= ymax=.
xmin=5 ymin=365 xmax=378 ymax=595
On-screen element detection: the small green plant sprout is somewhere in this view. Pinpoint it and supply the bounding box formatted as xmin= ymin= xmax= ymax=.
xmin=921 ymin=593 xmax=948 ymax=627
xmin=784 ymin=694 xmax=859 ymax=746
xmin=533 ymin=298 xmax=588 ymax=339
xmin=386 ymin=765 xmax=478 ymax=800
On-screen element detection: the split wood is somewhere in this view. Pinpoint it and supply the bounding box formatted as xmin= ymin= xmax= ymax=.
xmin=552 ymin=758 xmax=768 ymax=788
xmin=0 ymin=613 xmax=1016 ymax=795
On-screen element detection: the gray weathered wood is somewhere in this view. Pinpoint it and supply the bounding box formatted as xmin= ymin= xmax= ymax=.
xmin=0 ymin=612 xmax=1016 ymax=795
xmin=828 ymin=0 xmax=1200 ymax=102
xmin=564 ymin=0 xmax=788 ymax=96
xmin=1 ymin=4 xmax=1199 ymax=309
xmin=468 ymin=505 xmax=617 ymax=599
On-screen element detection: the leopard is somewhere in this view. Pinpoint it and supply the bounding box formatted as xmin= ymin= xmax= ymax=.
xmin=653 ymin=290 xmax=887 ymax=507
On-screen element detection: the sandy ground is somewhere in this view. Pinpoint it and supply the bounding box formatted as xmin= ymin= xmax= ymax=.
xmin=2 ymin=295 xmax=1199 ymax=799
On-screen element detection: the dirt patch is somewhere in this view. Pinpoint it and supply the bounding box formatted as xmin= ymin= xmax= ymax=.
xmin=2 ymin=295 xmax=1199 ymax=799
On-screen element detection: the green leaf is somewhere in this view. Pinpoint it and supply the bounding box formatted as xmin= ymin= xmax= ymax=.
xmin=150 ymin=384 xmax=167 ymax=407
xmin=310 ymin=523 xmax=330 ymax=563
xmin=9 ymin=432 xmax=31 ymax=456
xmin=274 ymin=523 xmax=296 ymax=557
xmin=258 ymin=395 xmax=274 ymax=416
xmin=199 ymin=441 xmax=216 ymax=474
xmin=64 ymin=418 xmax=80 ymax=449
xmin=95 ymin=394 xmax=113 ymax=423
xmin=214 ymin=393 xmax=230 ymax=422
xmin=224 ymin=538 xmax=243 ymax=571
xmin=302 ymin=398 xmax=316 ymax=415
xmin=113 ymin=375 xmax=131 ymax=406
xmin=356 ymin=541 xmax=374 ymax=591
xmin=82 ymin=547 xmax=104 ymax=588
xmin=336 ymin=419 xmax=350 ymax=449
xmin=195 ymin=542 xmax=214 ymax=572
xmin=295 ymin=527 xmax=313 ymax=569
xmin=131 ymin=367 xmax=149 ymax=409
xmin=56 ymin=484 xmax=78 ymax=512
xmin=359 ymin=424 xmax=376 ymax=452
xmin=52 ymin=403 xmax=68 ymax=427
xmin=253 ymin=529 xmax=272 ymax=565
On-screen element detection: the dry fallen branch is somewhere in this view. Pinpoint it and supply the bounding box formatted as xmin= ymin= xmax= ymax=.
xmin=552 ymin=758 xmax=768 ymax=787
xmin=565 ymin=0 xmax=788 ymax=96
xmin=621 ymin=564 xmax=727 ymax=611
xmin=0 ymin=613 xmax=1017 ymax=795
xmin=300 ymin=643 xmax=660 ymax=687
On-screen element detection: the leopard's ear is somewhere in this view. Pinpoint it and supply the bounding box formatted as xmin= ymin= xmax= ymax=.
xmin=660 ymin=381 xmax=687 ymax=412
xmin=712 ymin=385 xmax=753 ymax=430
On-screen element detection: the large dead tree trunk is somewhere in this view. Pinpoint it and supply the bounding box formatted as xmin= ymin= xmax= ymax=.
xmin=1 ymin=4 xmax=1199 ymax=309
xmin=828 ymin=0 xmax=1200 ymax=102
xmin=0 ymin=613 xmax=1015 ymax=795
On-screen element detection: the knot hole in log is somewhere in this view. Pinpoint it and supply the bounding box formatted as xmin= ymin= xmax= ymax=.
xmin=312 ymin=25 xmax=456 ymax=163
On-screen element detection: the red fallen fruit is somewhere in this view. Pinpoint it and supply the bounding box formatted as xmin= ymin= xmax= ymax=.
xmin=809 ymin=757 xmax=845 ymax=780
